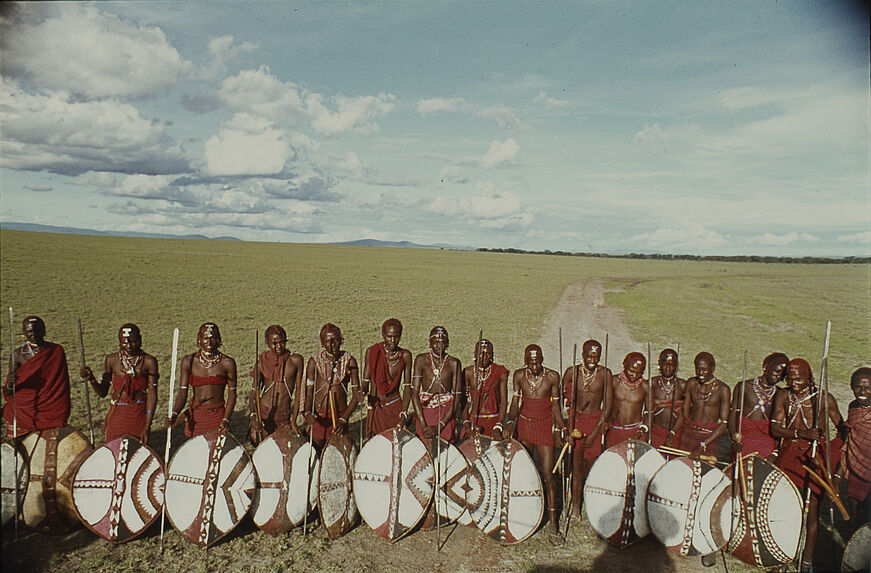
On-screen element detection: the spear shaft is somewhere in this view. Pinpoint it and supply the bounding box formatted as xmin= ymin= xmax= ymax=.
xmin=77 ymin=318 xmax=95 ymax=445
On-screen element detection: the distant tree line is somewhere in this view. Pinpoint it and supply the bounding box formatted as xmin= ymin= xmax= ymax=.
xmin=476 ymin=248 xmax=870 ymax=265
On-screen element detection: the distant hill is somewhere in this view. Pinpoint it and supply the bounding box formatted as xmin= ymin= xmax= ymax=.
xmin=332 ymin=238 xmax=472 ymax=250
xmin=0 ymin=222 xmax=241 ymax=241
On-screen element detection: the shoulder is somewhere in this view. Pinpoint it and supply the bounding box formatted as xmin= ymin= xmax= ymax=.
xmin=222 ymin=354 xmax=237 ymax=366
xmin=401 ymin=348 xmax=413 ymax=359
xmin=143 ymin=353 xmax=159 ymax=368
xmin=289 ymin=352 xmax=304 ymax=364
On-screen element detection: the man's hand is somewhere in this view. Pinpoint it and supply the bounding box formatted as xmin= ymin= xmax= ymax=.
xmin=421 ymin=425 xmax=436 ymax=439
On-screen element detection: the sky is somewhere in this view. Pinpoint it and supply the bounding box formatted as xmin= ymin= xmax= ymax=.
xmin=0 ymin=1 xmax=868 ymax=256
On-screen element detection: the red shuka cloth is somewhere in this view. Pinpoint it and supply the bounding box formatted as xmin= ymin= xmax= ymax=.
xmin=572 ymin=410 xmax=603 ymax=462
xmin=607 ymin=421 xmax=642 ymax=448
xmin=366 ymin=394 xmax=403 ymax=437
xmin=739 ymin=416 xmax=776 ymax=458
xmin=104 ymin=374 xmax=149 ymax=441
xmin=184 ymin=401 xmax=225 ymax=437
xmin=415 ymin=392 xmax=454 ymax=441
xmin=469 ymin=363 xmax=508 ymax=419
xmin=679 ymin=417 xmax=719 ymax=456
xmin=846 ymin=405 xmax=871 ymax=484
xmin=3 ymin=342 xmax=71 ymax=434
xmin=651 ymin=424 xmax=680 ymax=449
xmin=777 ymin=437 xmax=843 ymax=496
xmin=311 ymin=408 xmax=334 ymax=442
xmin=518 ymin=397 xmax=554 ymax=447
xmin=651 ymin=396 xmax=683 ymax=447
xmin=367 ymin=343 xmax=402 ymax=396
xmin=847 ymin=474 xmax=870 ymax=504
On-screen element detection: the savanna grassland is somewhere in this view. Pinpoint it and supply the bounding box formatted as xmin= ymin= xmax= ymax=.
xmin=1 ymin=229 xmax=868 ymax=573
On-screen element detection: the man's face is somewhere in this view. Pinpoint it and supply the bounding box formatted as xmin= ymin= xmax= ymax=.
xmin=786 ymin=363 xmax=810 ymax=391
xmin=476 ymin=342 xmax=493 ymax=369
xmin=22 ymin=319 xmax=45 ymax=346
xmin=695 ymin=358 xmax=714 ymax=383
xmin=582 ymin=345 xmax=601 ymax=370
xmin=429 ymin=332 xmax=448 ymax=356
xmin=625 ymin=359 xmax=646 ymax=382
xmin=268 ymin=332 xmax=287 ymax=355
xmin=198 ymin=327 xmax=221 ymax=354
xmin=659 ymin=352 xmax=677 ymax=378
xmin=382 ymin=326 xmax=401 ymax=352
xmin=119 ymin=329 xmax=142 ymax=354
xmin=525 ymin=349 xmax=543 ymax=375
xmin=852 ymin=374 xmax=871 ymax=407
xmin=321 ymin=330 xmax=342 ymax=356
xmin=764 ymin=359 xmax=788 ymax=386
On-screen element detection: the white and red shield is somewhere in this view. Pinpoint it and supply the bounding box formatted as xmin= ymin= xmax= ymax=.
xmin=455 ymin=435 xmax=492 ymax=527
xmin=353 ymin=427 xmax=432 ymax=542
xmin=1 ymin=441 xmax=29 ymax=526
xmin=318 ymin=433 xmax=357 ymax=540
xmin=584 ymin=438 xmax=665 ymax=547
xmin=165 ymin=431 xmax=255 ymax=547
xmin=72 ymin=435 xmax=165 ymax=543
xmin=419 ymin=436 xmax=470 ymax=529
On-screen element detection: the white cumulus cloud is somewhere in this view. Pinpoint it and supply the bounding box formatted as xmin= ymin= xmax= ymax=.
xmin=835 ymin=231 xmax=871 ymax=244
xmin=631 ymin=224 xmax=728 ymax=251
xmin=203 ymin=113 xmax=292 ymax=177
xmin=480 ymin=138 xmax=520 ymax=169
xmin=534 ymin=91 xmax=567 ymax=107
xmin=477 ymin=105 xmax=525 ymax=129
xmin=416 ymin=97 xmax=466 ymax=115
xmin=754 ymin=232 xmax=820 ymax=246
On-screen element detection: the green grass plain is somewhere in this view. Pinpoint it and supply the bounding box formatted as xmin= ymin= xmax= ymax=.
xmin=1 ymin=229 xmax=868 ymax=572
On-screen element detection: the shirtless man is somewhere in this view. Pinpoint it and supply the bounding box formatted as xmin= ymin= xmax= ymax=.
xmin=562 ymin=339 xmax=612 ymax=518
xmin=301 ymin=323 xmax=359 ymax=448
xmin=411 ymin=326 xmax=461 ymax=442
xmin=81 ymin=323 xmax=159 ymax=444
xmin=729 ymin=352 xmax=788 ymax=460
xmin=248 ymin=325 xmax=303 ymax=445
xmin=605 ymin=352 xmax=649 ymax=447
xmin=680 ymin=352 xmax=730 ymax=458
xmin=460 ymin=339 xmax=508 ymax=440
xmin=771 ymin=358 xmax=844 ymax=572
xmin=167 ymin=323 xmax=237 ymax=437
xmin=3 ymin=316 xmax=71 ymax=438
xmin=363 ymin=318 xmax=413 ymax=438
xmin=650 ymin=348 xmax=686 ymax=448
xmin=506 ymin=344 xmax=564 ymax=537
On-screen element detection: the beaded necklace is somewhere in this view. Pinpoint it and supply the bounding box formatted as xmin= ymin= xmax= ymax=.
xmin=619 ymin=371 xmax=644 ymax=391
xmin=751 ymin=376 xmax=777 ymax=418
xmin=787 ymin=387 xmax=818 ymax=429
xmin=581 ymin=365 xmax=597 ymax=391
xmin=657 ymin=375 xmax=676 ymax=395
xmin=22 ymin=342 xmax=43 ymax=356
xmin=696 ymin=378 xmax=718 ymax=402
xmin=525 ymin=368 xmax=545 ymax=393
xmin=426 ymin=352 xmax=448 ymax=392
xmin=120 ymin=350 xmax=143 ymax=375
xmin=477 ymin=364 xmax=492 ymax=383
xmin=196 ymin=349 xmax=223 ymax=369
xmin=386 ymin=347 xmax=402 ymax=367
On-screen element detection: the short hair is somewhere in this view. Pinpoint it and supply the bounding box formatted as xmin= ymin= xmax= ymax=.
xmin=850 ymin=367 xmax=871 ymax=388
xmin=623 ymin=352 xmax=646 ymax=371
xmin=382 ymin=318 xmax=403 ymax=335
xmin=524 ymin=344 xmax=543 ymax=364
xmin=320 ymin=323 xmax=342 ymax=341
xmin=265 ymin=325 xmax=287 ymax=340
xmin=763 ymin=352 xmax=789 ymax=370
xmin=582 ymin=339 xmax=601 ymax=355
xmin=198 ymin=322 xmax=222 ymax=343
xmin=23 ymin=316 xmax=46 ymax=334
xmin=429 ymin=326 xmax=448 ymax=339
xmin=118 ymin=323 xmax=141 ymax=339
xmin=659 ymin=348 xmax=678 ymax=363
xmin=694 ymin=352 xmax=715 ymax=368
xmin=789 ymin=358 xmax=813 ymax=385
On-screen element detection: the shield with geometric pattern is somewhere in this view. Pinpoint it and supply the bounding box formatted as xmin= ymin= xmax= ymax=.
xmin=1 ymin=441 xmax=29 ymax=526
xmin=165 ymin=431 xmax=255 ymax=547
xmin=72 ymin=435 xmax=165 ymax=543
xmin=456 ymin=435 xmax=492 ymax=526
xmin=318 ymin=432 xmax=357 ymax=540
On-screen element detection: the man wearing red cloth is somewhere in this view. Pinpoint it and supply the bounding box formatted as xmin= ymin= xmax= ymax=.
xmin=728 ymin=352 xmax=788 ymax=461
xmin=3 ymin=316 xmax=71 ymax=438
xmin=605 ymin=352 xmax=649 ymax=447
xmin=836 ymin=367 xmax=871 ymax=524
xmin=680 ymin=352 xmax=730 ymax=459
xmin=411 ymin=326 xmax=460 ymax=442
xmin=301 ymin=323 xmax=359 ymax=448
xmin=247 ymin=325 xmax=303 ymax=444
xmin=506 ymin=344 xmax=565 ymax=538
xmin=562 ymin=338 xmax=611 ymax=518
xmin=362 ymin=318 xmax=412 ymax=438
xmin=771 ymin=358 xmax=844 ymax=572
xmin=81 ymin=323 xmax=159 ymax=444
xmin=166 ymin=323 xmax=237 ymax=438
xmin=460 ymin=339 xmax=508 ymax=440
xmin=650 ymin=348 xmax=685 ymax=448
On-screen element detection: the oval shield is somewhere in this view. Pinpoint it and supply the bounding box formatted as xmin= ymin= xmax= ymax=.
xmin=318 ymin=432 xmax=357 ymax=539
xmin=1 ymin=441 xmax=29 ymax=526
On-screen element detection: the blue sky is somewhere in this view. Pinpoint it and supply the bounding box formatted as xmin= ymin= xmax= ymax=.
xmin=1 ymin=1 xmax=868 ymax=255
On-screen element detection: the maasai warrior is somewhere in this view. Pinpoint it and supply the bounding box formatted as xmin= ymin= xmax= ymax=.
xmin=248 ymin=325 xmax=303 ymax=445
xmin=2 ymin=316 xmax=71 ymax=438
xmin=562 ymin=339 xmax=612 ymax=518
xmin=166 ymin=323 xmax=237 ymax=438
xmin=650 ymin=348 xmax=686 ymax=448
xmin=411 ymin=326 xmax=460 ymax=442
xmin=362 ymin=318 xmax=412 ymax=438
xmin=729 ymin=352 xmax=788 ymax=461
xmin=605 ymin=352 xmax=649 ymax=447
xmin=771 ymin=358 xmax=844 ymax=572
xmin=81 ymin=323 xmax=159 ymax=444
xmin=460 ymin=339 xmax=508 ymax=440
xmin=836 ymin=367 xmax=871 ymax=524
xmin=506 ymin=344 xmax=565 ymax=537
xmin=302 ymin=323 xmax=359 ymax=448
xmin=680 ymin=352 xmax=730 ymax=459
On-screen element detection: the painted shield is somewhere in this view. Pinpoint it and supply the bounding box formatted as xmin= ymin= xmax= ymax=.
xmin=456 ymin=435 xmax=492 ymax=526
xmin=725 ymin=454 xmax=802 ymax=568
xmin=353 ymin=427 xmax=432 ymax=542
xmin=318 ymin=433 xmax=358 ymax=539
xmin=468 ymin=439 xmax=544 ymax=544
xmin=71 ymin=436 xmax=165 ymax=543
xmin=842 ymin=522 xmax=871 ymax=573
xmin=165 ymin=431 xmax=256 ymax=547
xmin=19 ymin=426 xmax=93 ymax=533
xmin=1 ymin=441 xmax=29 ymax=526
xmin=647 ymin=456 xmax=734 ymax=557
xmin=419 ymin=436 xmax=470 ymax=529
xmin=251 ymin=427 xmax=319 ymax=534
xmin=584 ymin=439 xmax=666 ymax=548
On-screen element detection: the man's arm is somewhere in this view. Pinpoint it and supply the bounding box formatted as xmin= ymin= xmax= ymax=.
xmin=410 ymin=355 xmax=426 ymax=431
xmin=728 ymin=380 xmax=743 ymax=447
xmin=167 ymin=355 xmax=191 ymax=427
xmin=504 ymin=371 xmax=522 ymax=437
xmin=142 ymin=355 xmax=159 ymax=442
xmin=289 ymin=354 xmax=304 ymax=435
xmin=220 ymin=357 xmax=238 ymax=433
xmin=549 ymin=372 xmax=565 ymax=445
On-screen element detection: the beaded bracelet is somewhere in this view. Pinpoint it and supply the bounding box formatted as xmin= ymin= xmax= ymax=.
xmin=146 ymin=410 xmax=154 ymax=415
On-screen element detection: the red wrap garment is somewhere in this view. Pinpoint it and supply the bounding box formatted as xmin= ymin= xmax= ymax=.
xmin=463 ymin=363 xmax=508 ymax=438
xmin=250 ymin=350 xmax=293 ymax=435
xmin=679 ymin=417 xmax=720 ymax=457
xmin=103 ymin=373 xmax=149 ymax=441
xmin=845 ymin=405 xmax=871 ymax=503
xmin=309 ymin=350 xmax=352 ymax=442
xmin=415 ymin=392 xmax=454 ymax=441
xmin=739 ymin=417 xmax=777 ymax=458
xmin=366 ymin=343 xmax=404 ymax=437
xmin=650 ymin=395 xmax=683 ymax=448
xmin=517 ymin=397 xmax=554 ymax=447
xmin=571 ymin=410 xmax=603 ymax=463
xmin=3 ymin=342 xmax=71 ymax=437
xmin=184 ymin=374 xmax=227 ymax=437
xmin=607 ymin=420 xmax=643 ymax=448
xmin=777 ymin=437 xmax=843 ymax=496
